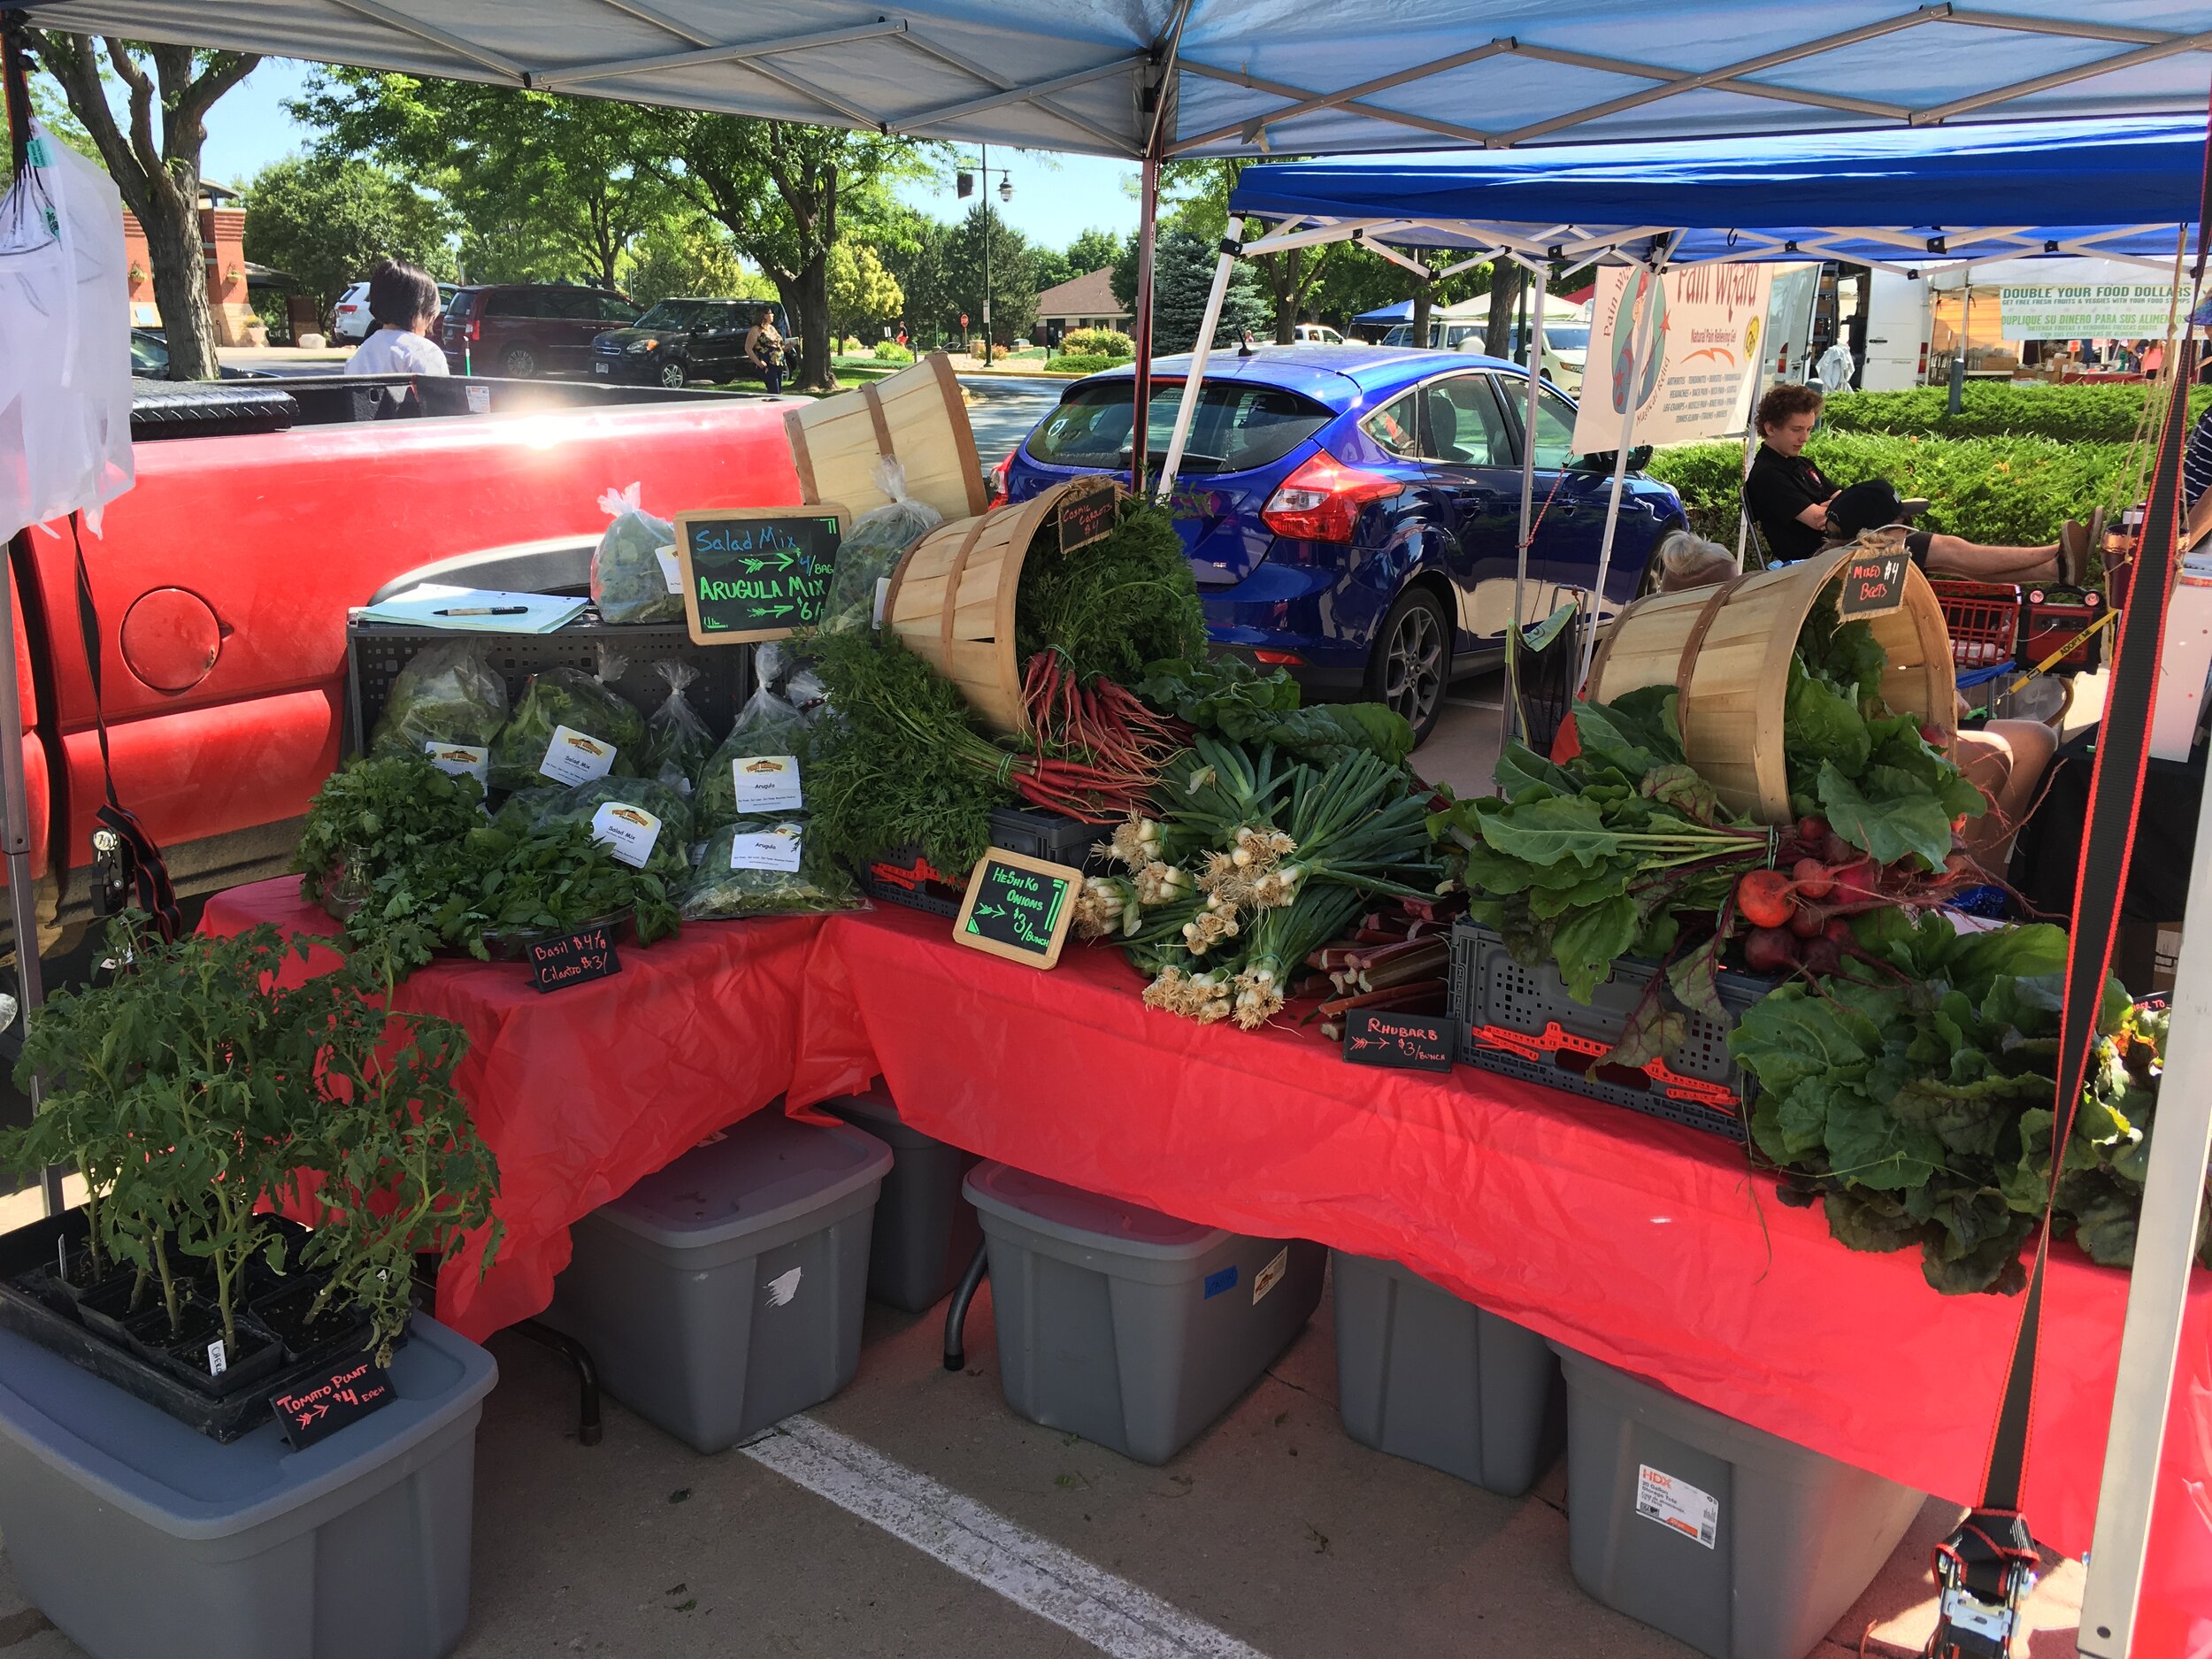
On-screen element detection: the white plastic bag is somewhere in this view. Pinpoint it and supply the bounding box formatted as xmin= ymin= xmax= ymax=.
xmin=0 ymin=121 xmax=134 ymax=544
xmin=590 ymin=482 xmax=681 ymax=624
xmin=821 ymin=457 xmax=942 ymax=633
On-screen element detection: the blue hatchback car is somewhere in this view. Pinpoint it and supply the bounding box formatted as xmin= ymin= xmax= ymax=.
xmin=1002 ymin=345 xmax=1686 ymax=741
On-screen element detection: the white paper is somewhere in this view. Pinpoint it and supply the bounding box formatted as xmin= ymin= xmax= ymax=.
xmin=872 ymin=576 xmax=892 ymax=628
xmin=589 ymin=800 xmax=663 ymax=869
xmin=540 ymin=725 xmax=618 ymax=786
xmin=354 ymin=584 xmax=588 ymax=635
xmin=206 ymin=1339 xmax=228 ymax=1378
xmin=731 ymin=754 xmax=803 ymax=811
xmin=656 ymin=546 xmax=684 ymax=595
xmin=1252 ymin=1246 xmax=1288 ymax=1304
xmin=423 ymin=741 xmax=488 ymax=784
xmin=1635 ymin=1464 xmax=1718 ymax=1548
xmin=465 ymin=385 xmax=491 ymax=414
xmin=730 ymin=825 xmax=804 ymax=872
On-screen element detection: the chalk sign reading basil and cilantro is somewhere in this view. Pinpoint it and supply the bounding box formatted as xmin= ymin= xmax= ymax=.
xmin=951 ymin=849 xmax=1081 ymax=970
xmin=673 ymin=506 xmax=849 ymax=645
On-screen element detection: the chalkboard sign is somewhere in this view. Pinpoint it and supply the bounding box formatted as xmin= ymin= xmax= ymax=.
xmin=1343 ymin=1008 xmax=1453 ymax=1072
xmin=1056 ymin=480 xmax=1118 ymax=555
xmin=673 ymin=506 xmax=849 ymax=644
xmin=270 ymin=1357 xmax=395 ymax=1450
xmin=1837 ymin=548 xmax=1909 ymax=619
xmin=952 ymin=849 xmax=1081 ymax=969
xmin=529 ymin=923 xmax=621 ymax=993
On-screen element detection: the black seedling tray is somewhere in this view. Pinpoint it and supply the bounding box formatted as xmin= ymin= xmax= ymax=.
xmin=856 ymin=807 xmax=1106 ymax=916
xmin=0 ymin=1211 xmax=406 ymax=1442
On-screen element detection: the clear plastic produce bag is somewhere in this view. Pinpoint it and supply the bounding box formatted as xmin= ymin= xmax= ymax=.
xmin=524 ymin=774 xmax=695 ymax=886
xmin=678 ymin=817 xmax=861 ymax=919
xmin=590 ymin=482 xmax=683 ymax=625
xmin=369 ymin=644 xmax=510 ymax=761
xmin=639 ymin=660 xmax=715 ymax=795
xmin=819 ymin=457 xmax=942 ymax=633
xmin=693 ymin=682 xmax=808 ymax=830
xmin=488 ymin=649 xmax=646 ymax=792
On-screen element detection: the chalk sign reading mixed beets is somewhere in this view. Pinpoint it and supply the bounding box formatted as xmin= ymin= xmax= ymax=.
xmin=270 ymin=1357 xmax=395 ymax=1450
xmin=529 ymin=923 xmax=621 ymax=993
xmin=1342 ymin=1008 xmax=1453 ymax=1072
xmin=1837 ymin=548 xmax=1909 ymax=619
xmin=951 ymin=849 xmax=1081 ymax=970
xmin=673 ymin=506 xmax=849 ymax=645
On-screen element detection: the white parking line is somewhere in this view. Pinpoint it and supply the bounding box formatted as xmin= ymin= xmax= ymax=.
xmin=742 ymin=1416 xmax=1276 ymax=1659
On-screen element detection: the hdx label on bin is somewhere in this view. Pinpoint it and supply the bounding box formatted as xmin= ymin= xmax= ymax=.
xmin=1635 ymin=1464 xmax=1717 ymax=1548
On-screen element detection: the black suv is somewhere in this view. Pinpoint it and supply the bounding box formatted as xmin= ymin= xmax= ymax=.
xmin=592 ymin=298 xmax=792 ymax=387
xmin=441 ymin=283 xmax=640 ymax=378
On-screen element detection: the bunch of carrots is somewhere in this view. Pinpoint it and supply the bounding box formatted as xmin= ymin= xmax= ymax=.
xmin=1010 ymin=649 xmax=1189 ymax=823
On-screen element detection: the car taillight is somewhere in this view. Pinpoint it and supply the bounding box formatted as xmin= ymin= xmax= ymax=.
xmin=1260 ymin=451 xmax=1402 ymax=542
xmin=465 ymin=318 xmax=480 ymax=342
xmin=987 ymin=452 xmax=1012 ymax=507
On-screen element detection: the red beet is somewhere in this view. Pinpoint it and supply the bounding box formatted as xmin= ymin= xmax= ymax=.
xmin=1798 ymin=815 xmax=1830 ymax=846
xmin=1822 ymin=918 xmax=1855 ymax=948
xmin=1736 ymin=869 xmax=1797 ymax=929
xmin=1792 ymin=856 xmax=1835 ymax=900
xmin=1790 ymin=904 xmax=1826 ymax=939
xmin=1803 ymin=937 xmax=1844 ymax=976
xmin=1743 ymin=928 xmax=1801 ymax=974
xmin=1821 ymin=829 xmax=1857 ymax=866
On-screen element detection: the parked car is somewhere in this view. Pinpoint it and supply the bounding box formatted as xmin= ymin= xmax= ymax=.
xmin=440 ymin=283 xmax=640 ymax=377
xmin=1379 ymin=319 xmax=1482 ymax=350
xmin=591 ymin=297 xmax=767 ymax=388
xmin=332 ymin=280 xmax=458 ymax=343
xmin=1245 ymin=323 xmax=1348 ymax=349
xmin=1466 ymin=321 xmax=1592 ymax=396
xmin=128 ymin=330 xmax=273 ymax=380
xmin=1000 ymin=344 xmax=1685 ymax=741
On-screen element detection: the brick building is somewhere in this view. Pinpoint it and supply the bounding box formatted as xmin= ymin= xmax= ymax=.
xmin=122 ymin=182 xmax=263 ymax=345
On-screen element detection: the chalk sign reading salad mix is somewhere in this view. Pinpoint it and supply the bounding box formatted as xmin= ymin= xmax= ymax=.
xmin=673 ymin=507 xmax=849 ymax=644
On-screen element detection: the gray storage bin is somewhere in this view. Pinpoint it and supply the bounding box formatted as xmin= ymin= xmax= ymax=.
xmin=965 ymin=1162 xmax=1323 ymax=1464
xmin=826 ymin=1086 xmax=983 ymax=1311
xmin=1555 ymin=1345 xmax=1924 ymax=1659
xmin=1332 ymin=1250 xmax=1561 ymax=1495
xmin=547 ymin=1109 xmax=892 ymax=1452
xmin=0 ymin=1313 xmax=495 ymax=1659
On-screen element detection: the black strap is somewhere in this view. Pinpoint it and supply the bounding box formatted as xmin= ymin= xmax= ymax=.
xmin=69 ymin=515 xmax=180 ymax=941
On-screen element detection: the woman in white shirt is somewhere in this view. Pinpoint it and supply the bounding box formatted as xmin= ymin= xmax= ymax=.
xmin=342 ymin=259 xmax=449 ymax=376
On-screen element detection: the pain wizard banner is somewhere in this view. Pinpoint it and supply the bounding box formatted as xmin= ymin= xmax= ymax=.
xmin=1571 ymin=262 xmax=1776 ymax=455
xmin=1996 ymin=281 xmax=2183 ymax=341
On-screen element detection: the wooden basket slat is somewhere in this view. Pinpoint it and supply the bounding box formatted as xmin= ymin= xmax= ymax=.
xmin=783 ymin=352 xmax=987 ymax=526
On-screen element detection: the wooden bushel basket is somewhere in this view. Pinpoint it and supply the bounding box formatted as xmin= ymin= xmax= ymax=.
xmin=783 ymin=351 xmax=987 ymax=526
xmin=883 ymin=479 xmax=1118 ymax=736
xmin=1586 ymin=534 xmax=1956 ymax=824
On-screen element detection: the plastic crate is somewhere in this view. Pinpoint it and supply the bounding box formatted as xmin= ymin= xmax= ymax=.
xmin=1512 ymin=602 xmax=1588 ymax=759
xmin=1927 ymin=580 xmax=2022 ymax=675
xmin=345 ymin=613 xmax=752 ymax=758
xmin=856 ymin=807 xmax=1105 ymax=917
xmin=1450 ymin=919 xmax=1773 ymax=1141
xmin=2018 ymin=584 xmax=2107 ymax=672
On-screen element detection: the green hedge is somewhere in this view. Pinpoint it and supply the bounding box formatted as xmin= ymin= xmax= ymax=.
xmin=1063 ymin=326 xmax=1134 ymax=358
xmin=1052 ymin=352 xmax=1118 ymax=373
xmin=1647 ymin=430 xmax=2139 ymax=547
xmin=872 ymin=341 xmax=914 ymax=364
xmin=1821 ymin=381 xmax=2208 ymax=444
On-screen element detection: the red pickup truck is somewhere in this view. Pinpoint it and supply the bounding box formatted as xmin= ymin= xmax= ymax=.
xmin=11 ymin=373 xmax=801 ymax=950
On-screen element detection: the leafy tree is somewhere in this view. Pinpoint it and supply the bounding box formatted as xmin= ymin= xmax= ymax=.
xmin=944 ymin=203 xmax=1038 ymax=346
xmin=241 ymin=155 xmax=457 ymax=312
xmin=648 ymin=115 xmax=920 ymax=392
xmin=1028 ymin=245 xmax=1073 ymax=299
xmin=1064 ymin=227 xmax=1126 ymax=279
xmin=875 ymin=204 xmax=957 ymax=349
xmin=826 ymin=241 xmax=904 ymax=344
xmin=1151 ymin=227 xmax=1271 ymax=354
xmin=27 ymin=35 xmax=260 ymax=379
xmin=296 ymin=72 xmax=672 ymax=288
xmin=617 ymin=217 xmax=749 ymax=306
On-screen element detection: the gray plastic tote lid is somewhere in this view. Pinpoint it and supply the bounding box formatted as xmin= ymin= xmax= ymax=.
xmin=603 ymin=1110 xmax=893 ymax=1248
xmin=965 ymin=1162 xmax=1223 ymax=1256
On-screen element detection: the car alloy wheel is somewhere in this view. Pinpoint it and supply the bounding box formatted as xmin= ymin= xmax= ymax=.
xmin=1375 ymin=591 xmax=1448 ymax=738
xmin=658 ymin=361 xmax=687 ymax=388
xmin=501 ymin=346 xmax=537 ymax=378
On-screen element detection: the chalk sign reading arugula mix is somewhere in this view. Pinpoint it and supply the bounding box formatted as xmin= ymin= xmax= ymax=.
xmin=952 ymin=849 xmax=1081 ymax=970
xmin=673 ymin=506 xmax=849 ymax=644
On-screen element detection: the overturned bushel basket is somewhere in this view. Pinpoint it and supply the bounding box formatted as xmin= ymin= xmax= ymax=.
xmin=1586 ymin=534 xmax=1955 ymax=825
xmin=883 ymin=478 xmax=1121 ymax=737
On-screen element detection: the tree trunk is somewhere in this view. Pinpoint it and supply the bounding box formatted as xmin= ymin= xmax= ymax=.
xmin=1483 ymin=265 xmax=1521 ymax=359
xmin=143 ymin=192 xmax=219 ymax=380
xmin=780 ymin=255 xmax=834 ymax=393
xmin=1409 ymin=262 xmax=1432 ymax=349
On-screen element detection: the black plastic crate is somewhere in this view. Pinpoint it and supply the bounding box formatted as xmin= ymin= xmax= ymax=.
xmin=1449 ymin=918 xmax=1773 ymax=1141
xmin=346 ymin=612 xmax=752 ymax=758
xmin=856 ymin=808 xmax=1107 ymax=917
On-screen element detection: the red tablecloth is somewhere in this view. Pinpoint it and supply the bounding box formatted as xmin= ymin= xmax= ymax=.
xmin=818 ymin=905 xmax=2212 ymax=1655
xmin=199 ymin=879 xmax=875 ymax=1340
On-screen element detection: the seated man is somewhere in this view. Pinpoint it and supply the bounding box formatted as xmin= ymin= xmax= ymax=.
xmin=1743 ymin=384 xmax=2087 ymax=582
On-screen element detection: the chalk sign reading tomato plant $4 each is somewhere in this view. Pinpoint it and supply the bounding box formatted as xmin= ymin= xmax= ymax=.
xmin=673 ymin=506 xmax=849 ymax=644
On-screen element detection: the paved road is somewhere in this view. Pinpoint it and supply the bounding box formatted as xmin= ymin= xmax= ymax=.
xmin=957 ymin=373 xmax=1064 ymax=472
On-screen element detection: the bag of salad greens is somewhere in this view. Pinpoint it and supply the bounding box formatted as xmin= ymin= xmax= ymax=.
xmin=693 ymin=680 xmax=809 ymax=830
xmin=526 ymin=774 xmax=694 ymax=885
xmin=368 ymin=643 xmax=509 ymax=778
xmin=590 ymin=482 xmax=683 ymax=625
xmin=488 ymin=649 xmax=645 ymax=792
xmin=640 ymin=659 xmax=716 ymax=795
xmin=818 ymin=457 xmax=942 ymax=633
xmin=678 ymin=817 xmax=861 ymax=919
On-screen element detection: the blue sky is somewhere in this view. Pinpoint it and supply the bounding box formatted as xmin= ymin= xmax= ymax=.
xmin=196 ymin=58 xmax=1141 ymax=257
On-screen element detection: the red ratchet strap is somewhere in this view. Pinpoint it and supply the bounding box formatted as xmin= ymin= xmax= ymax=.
xmin=1924 ymin=88 xmax=2212 ymax=1659
xmin=1470 ymin=1019 xmax=1741 ymax=1112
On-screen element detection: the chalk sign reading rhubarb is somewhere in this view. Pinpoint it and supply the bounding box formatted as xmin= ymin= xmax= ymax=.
xmin=674 ymin=506 xmax=849 ymax=644
xmin=1342 ymin=1008 xmax=1454 ymax=1072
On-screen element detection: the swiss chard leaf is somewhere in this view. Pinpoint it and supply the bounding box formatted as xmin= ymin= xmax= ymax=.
xmin=1783 ymin=657 xmax=1872 ymax=783
xmin=1816 ymin=762 xmax=1955 ymax=871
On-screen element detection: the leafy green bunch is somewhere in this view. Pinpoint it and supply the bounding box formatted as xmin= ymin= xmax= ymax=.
xmin=294 ymin=754 xmax=489 ymax=910
xmin=1133 ymin=656 xmax=1415 ymax=768
xmin=1731 ymin=912 xmax=2186 ymax=1295
xmin=1014 ymin=498 xmax=1208 ymax=683
xmin=0 ymin=914 xmax=501 ymax=1361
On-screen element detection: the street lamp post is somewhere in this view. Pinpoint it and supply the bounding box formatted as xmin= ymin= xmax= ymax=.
xmin=958 ymin=146 xmax=1013 ymax=366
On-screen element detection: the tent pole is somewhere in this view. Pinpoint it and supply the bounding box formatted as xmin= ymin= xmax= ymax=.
xmin=1577 ymin=255 xmax=1666 ymax=683
xmin=1130 ymin=157 xmax=1160 ymax=493
xmin=1507 ymin=259 xmax=1548 ymax=748
xmin=1156 ymin=216 xmax=1240 ymax=501
xmin=1733 ymin=425 xmax=1757 ymax=568
xmin=1 ymin=15 xmax=55 ymax=1217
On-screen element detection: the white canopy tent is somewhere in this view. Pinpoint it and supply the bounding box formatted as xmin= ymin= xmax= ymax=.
xmin=4 ymin=8 xmax=2212 ymax=1657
